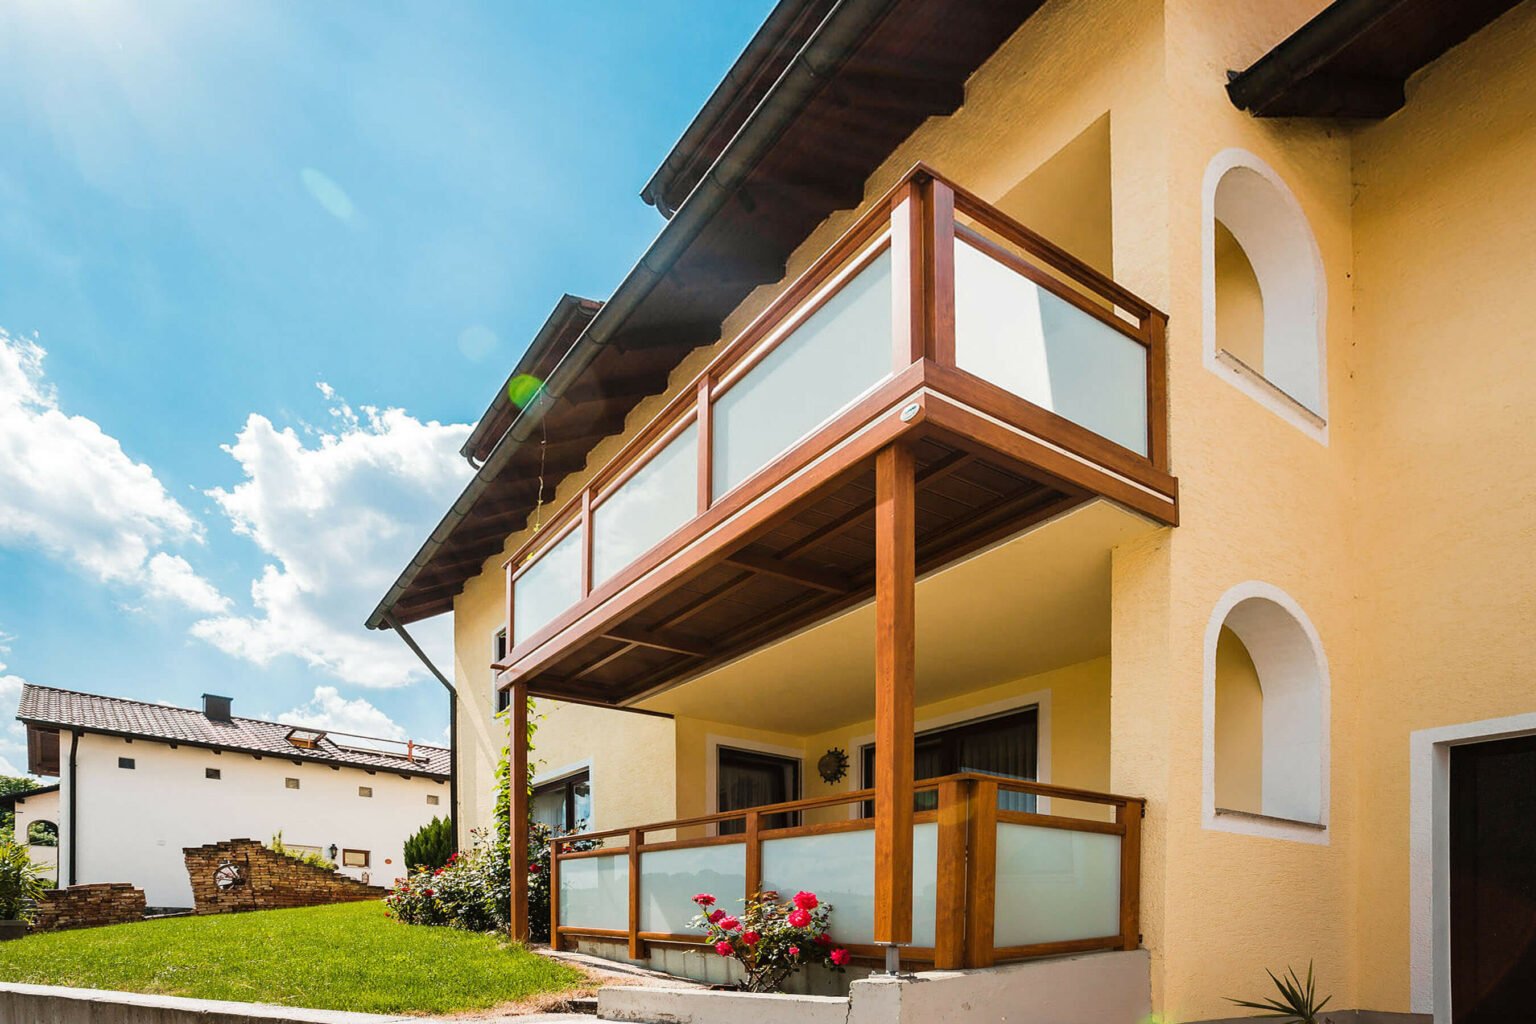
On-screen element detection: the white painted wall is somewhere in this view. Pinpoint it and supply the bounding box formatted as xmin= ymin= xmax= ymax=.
xmin=62 ymin=733 xmax=447 ymax=907
xmin=11 ymin=788 xmax=59 ymax=881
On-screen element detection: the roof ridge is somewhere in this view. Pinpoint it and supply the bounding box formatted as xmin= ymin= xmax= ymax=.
xmin=17 ymin=681 xmax=447 ymax=753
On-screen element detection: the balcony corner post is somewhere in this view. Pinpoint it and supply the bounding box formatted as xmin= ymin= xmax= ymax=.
xmin=934 ymin=778 xmax=969 ymax=968
xmin=509 ymin=680 xmax=530 ymax=942
xmin=873 ymin=443 xmax=916 ymax=955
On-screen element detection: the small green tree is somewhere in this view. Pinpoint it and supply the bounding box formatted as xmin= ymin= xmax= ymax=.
xmin=404 ymin=816 xmax=454 ymax=870
xmin=0 ymin=837 xmax=46 ymax=922
xmin=0 ymin=776 xmax=40 ymax=843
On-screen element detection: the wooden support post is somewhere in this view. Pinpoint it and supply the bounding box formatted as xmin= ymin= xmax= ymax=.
xmin=934 ymin=778 xmax=968 ymax=968
xmin=873 ymin=443 xmax=916 ymax=951
xmin=965 ymin=778 xmax=998 ymax=968
xmin=627 ymin=828 xmax=643 ymax=961
xmin=509 ymin=681 xmax=530 ymax=942
xmin=1118 ymin=798 xmax=1143 ymax=950
xmin=1146 ymin=312 xmax=1169 ymax=473
xmin=744 ymin=810 xmax=762 ymax=904
xmin=548 ymin=836 xmax=561 ymax=950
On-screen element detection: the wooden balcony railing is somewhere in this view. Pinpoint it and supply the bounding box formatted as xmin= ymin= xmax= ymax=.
xmin=497 ymin=163 xmax=1176 ymax=700
xmin=548 ymin=772 xmax=1144 ymax=971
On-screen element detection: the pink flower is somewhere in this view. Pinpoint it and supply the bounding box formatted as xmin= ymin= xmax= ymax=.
xmin=528 ymin=863 xmax=541 ymax=874
xmin=715 ymin=940 xmax=734 ymax=957
xmin=788 ymin=945 xmax=800 ymax=957
xmin=792 ymin=891 xmax=819 ymax=911
xmin=692 ymin=893 xmax=716 ymax=906
xmin=815 ymin=932 xmax=831 ymax=946
xmin=741 ymin=930 xmax=760 ymax=946
xmin=708 ymin=909 xmax=726 ymax=924
xmin=787 ymin=908 xmax=811 ymax=928
xmin=719 ymin=915 xmax=740 ymax=931
xmin=830 ymin=948 xmax=851 ymax=966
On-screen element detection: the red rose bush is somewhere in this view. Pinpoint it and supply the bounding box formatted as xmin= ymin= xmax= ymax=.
xmin=690 ymin=890 xmax=850 ymax=992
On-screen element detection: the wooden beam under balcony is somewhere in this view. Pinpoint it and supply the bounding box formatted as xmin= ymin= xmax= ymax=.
xmin=599 ymin=626 xmax=712 ymax=659
xmin=721 ymin=552 xmax=851 ymax=593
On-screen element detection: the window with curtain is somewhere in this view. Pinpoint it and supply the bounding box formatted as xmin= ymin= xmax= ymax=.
xmin=717 ymin=747 xmax=801 ymax=834
xmin=531 ymin=770 xmax=591 ymax=832
xmin=862 ymin=707 xmax=1039 ymax=815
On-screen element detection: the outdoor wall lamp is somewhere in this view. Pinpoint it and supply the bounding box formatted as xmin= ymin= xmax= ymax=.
xmin=328 ymin=843 xmax=339 ymax=861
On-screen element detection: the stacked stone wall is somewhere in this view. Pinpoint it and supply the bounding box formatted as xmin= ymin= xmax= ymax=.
xmin=34 ymin=883 xmax=145 ymax=931
xmin=183 ymin=839 xmax=383 ymax=915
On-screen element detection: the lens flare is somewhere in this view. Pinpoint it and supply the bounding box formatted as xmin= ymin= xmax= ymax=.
xmin=506 ymin=374 xmax=544 ymax=408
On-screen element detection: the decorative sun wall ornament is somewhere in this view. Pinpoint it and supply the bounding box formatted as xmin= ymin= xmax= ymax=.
xmin=817 ymin=747 xmax=850 ymax=785
xmin=213 ymin=860 xmax=244 ymax=891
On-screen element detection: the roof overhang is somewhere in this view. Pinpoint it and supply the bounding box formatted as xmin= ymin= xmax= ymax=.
xmin=368 ymin=0 xmax=1052 ymax=629
xmin=1226 ymin=0 xmax=1522 ymax=118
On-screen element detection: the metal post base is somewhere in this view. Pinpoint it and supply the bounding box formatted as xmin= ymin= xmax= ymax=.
xmin=878 ymin=944 xmax=914 ymax=978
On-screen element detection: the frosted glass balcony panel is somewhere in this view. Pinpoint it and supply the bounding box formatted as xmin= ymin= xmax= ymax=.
xmin=639 ymin=844 xmax=746 ymax=935
xmin=592 ymin=423 xmax=698 ymax=586
xmin=760 ymin=822 xmax=936 ymax=947
xmin=993 ymin=823 xmax=1120 ymax=947
xmin=559 ymin=853 xmax=630 ymax=930
xmin=954 ymin=239 xmax=1148 ymax=456
xmin=512 ymin=528 xmax=583 ymax=644
xmin=712 ymin=249 xmax=894 ymax=501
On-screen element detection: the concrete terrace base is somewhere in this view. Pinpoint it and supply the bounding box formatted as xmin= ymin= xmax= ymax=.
xmin=0 ymin=982 xmax=418 ymax=1024
xmin=597 ymin=949 xmax=1152 ymax=1024
xmin=569 ymin=935 xmax=866 ymax=995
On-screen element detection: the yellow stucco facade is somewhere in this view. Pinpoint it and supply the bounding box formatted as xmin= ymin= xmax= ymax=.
xmin=442 ymin=1 xmax=1536 ymax=1017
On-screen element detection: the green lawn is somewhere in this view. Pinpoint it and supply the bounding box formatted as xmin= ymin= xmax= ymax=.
xmin=0 ymin=900 xmax=586 ymax=1015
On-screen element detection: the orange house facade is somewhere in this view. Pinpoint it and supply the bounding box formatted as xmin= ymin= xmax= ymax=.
xmin=371 ymin=2 xmax=1536 ymax=1021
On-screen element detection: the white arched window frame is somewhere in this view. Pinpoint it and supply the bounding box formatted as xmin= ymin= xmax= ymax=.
xmin=1202 ymin=148 xmax=1329 ymax=443
xmin=1202 ymin=580 xmax=1331 ymax=844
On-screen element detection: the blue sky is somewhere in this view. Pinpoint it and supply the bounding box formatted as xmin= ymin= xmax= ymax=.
xmin=0 ymin=0 xmax=772 ymax=773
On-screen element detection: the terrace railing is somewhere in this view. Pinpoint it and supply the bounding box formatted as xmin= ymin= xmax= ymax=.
xmin=548 ymin=772 xmax=1143 ymax=970
xmin=500 ymin=164 xmax=1173 ymax=669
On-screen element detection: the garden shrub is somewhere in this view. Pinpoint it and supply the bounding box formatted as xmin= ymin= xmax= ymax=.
xmin=404 ymin=816 xmax=454 ymax=870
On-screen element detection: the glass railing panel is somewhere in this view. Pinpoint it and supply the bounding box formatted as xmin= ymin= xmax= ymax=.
xmin=591 ymin=422 xmax=698 ymax=587
xmin=992 ymin=822 xmax=1120 ymax=947
xmin=512 ymin=527 xmax=584 ymax=645
xmin=638 ymin=843 xmax=746 ymax=935
xmin=712 ymin=248 xmax=894 ymax=501
xmin=954 ymin=237 xmax=1148 ymax=456
xmin=759 ymin=822 xmax=936 ymax=947
xmin=558 ymin=852 xmax=630 ymax=931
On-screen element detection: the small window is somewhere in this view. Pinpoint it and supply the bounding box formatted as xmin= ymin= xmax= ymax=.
xmin=493 ymin=628 xmax=511 ymax=714
xmin=118 ymin=757 xmax=135 ymax=770
xmin=342 ymin=849 xmax=370 ymax=868
xmin=358 ymin=786 xmax=373 ymax=798
xmin=531 ymin=770 xmax=591 ymax=832
xmin=205 ymin=767 xmax=221 ymax=780
xmin=426 ymin=794 xmax=440 ymax=806
xmin=284 ymin=777 xmax=300 ymax=790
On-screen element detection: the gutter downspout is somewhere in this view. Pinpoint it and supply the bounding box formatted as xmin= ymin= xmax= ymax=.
xmin=365 ymin=0 xmax=895 ymax=634
xmin=66 ymin=730 xmax=80 ymax=886
xmin=382 ymin=612 xmax=459 ymax=855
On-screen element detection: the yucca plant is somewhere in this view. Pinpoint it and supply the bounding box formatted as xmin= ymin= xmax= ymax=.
xmin=1228 ymin=962 xmax=1332 ymax=1023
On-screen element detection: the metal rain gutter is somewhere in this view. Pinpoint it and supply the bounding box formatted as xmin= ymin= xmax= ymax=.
xmin=365 ymin=0 xmax=896 ymax=633
xmin=1226 ymin=0 xmax=1402 ymax=115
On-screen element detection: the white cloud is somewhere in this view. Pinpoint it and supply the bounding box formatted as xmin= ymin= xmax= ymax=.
xmin=279 ymin=685 xmax=407 ymax=740
xmin=0 ymin=634 xmax=35 ymax=778
xmin=0 ymin=330 xmax=201 ymax=583
xmin=143 ymin=553 xmax=231 ymax=614
xmin=192 ymin=384 xmax=470 ymax=687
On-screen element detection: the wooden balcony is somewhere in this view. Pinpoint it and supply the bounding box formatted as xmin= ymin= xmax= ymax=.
xmin=548 ymin=773 xmax=1144 ymax=971
xmin=494 ymin=163 xmax=1176 ymax=707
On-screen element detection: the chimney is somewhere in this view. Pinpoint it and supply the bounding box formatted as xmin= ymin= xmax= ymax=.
xmin=202 ymin=694 xmax=233 ymax=722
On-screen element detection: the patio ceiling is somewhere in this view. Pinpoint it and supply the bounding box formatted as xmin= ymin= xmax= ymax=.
xmin=635 ymin=500 xmax=1154 ymax=733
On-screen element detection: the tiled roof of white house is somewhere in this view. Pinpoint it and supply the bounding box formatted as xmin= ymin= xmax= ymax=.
xmin=16 ymin=684 xmax=449 ymax=779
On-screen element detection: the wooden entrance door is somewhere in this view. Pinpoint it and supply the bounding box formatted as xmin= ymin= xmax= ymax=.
xmin=1450 ymin=734 xmax=1536 ymax=1023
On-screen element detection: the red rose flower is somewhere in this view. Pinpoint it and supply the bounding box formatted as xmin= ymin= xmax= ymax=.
xmin=792 ymin=891 xmax=819 ymax=911
xmin=830 ymin=948 xmax=851 ymax=966
xmin=715 ymin=940 xmax=734 ymax=957
xmin=423 ymin=888 xmax=434 ymax=897
xmin=719 ymin=915 xmax=740 ymax=931
xmin=815 ymin=932 xmax=832 ymax=946
xmin=788 ymin=945 xmax=800 ymax=957
xmin=787 ymin=908 xmax=811 ymax=928
xmin=741 ymin=930 xmax=760 ymax=946
xmin=692 ymin=893 xmax=716 ymax=906
xmin=708 ymin=909 xmax=726 ymax=924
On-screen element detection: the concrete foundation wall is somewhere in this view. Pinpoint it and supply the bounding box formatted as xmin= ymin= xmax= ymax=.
xmin=0 ymin=983 xmax=414 ymax=1024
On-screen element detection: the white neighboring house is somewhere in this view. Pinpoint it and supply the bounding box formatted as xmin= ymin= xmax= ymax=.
xmin=15 ymin=684 xmax=449 ymax=909
xmin=4 ymin=784 xmax=59 ymax=883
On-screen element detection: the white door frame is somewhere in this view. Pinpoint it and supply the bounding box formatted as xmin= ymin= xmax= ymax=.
xmin=1409 ymin=711 xmax=1536 ymax=1021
